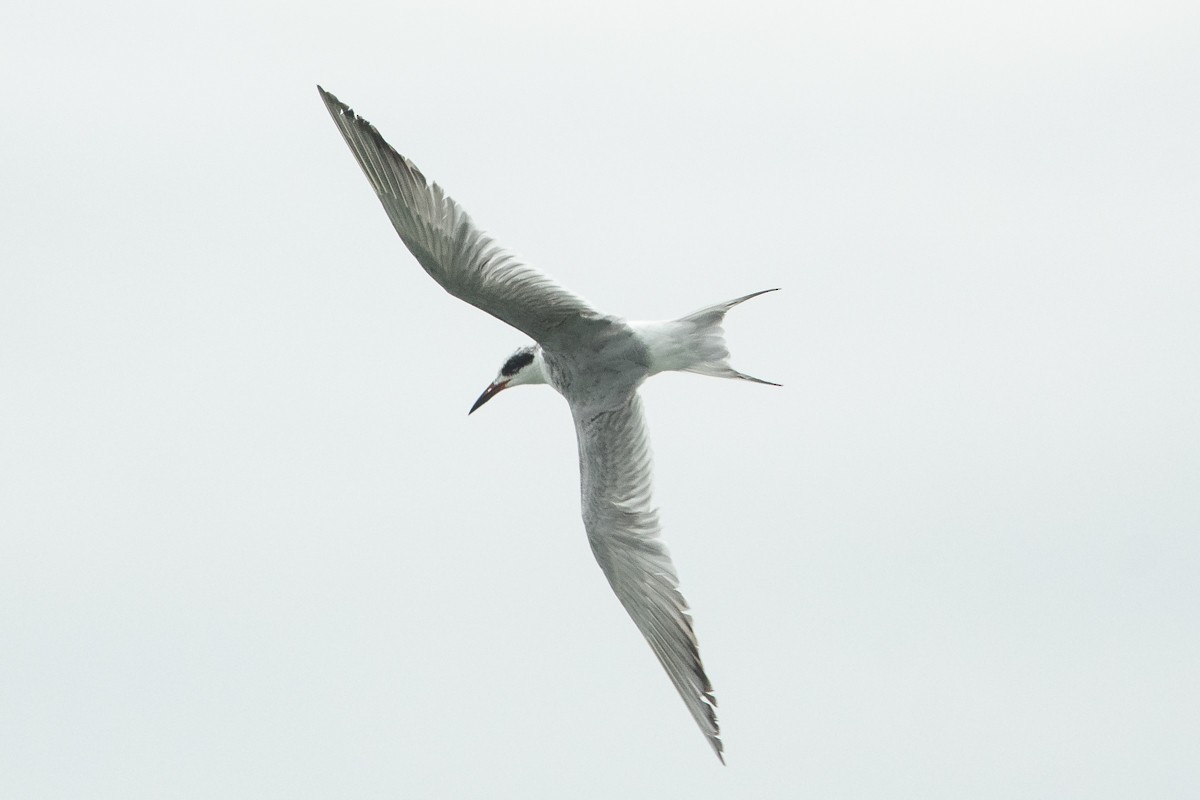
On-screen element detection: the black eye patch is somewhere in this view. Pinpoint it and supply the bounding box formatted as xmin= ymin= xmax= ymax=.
xmin=501 ymin=351 xmax=534 ymax=376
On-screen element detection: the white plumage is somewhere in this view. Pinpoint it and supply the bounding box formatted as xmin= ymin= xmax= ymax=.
xmin=319 ymin=86 xmax=778 ymax=762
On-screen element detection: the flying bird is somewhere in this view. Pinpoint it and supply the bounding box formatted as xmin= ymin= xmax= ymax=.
xmin=318 ymin=86 xmax=778 ymax=762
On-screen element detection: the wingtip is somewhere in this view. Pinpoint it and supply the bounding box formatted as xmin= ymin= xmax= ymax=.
xmin=317 ymin=85 xmax=351 ymax=117
xmin=711 ymin=735 xmax=726 ymax=765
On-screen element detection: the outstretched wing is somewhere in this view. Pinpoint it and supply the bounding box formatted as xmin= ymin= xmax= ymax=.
xmin=573 ymin=393 xmax=723 ymax=762
xmin=318 ymin=86 xmax=602 ymax=346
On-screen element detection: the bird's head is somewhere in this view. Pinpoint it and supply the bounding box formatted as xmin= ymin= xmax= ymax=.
xmin=468 ymin=345 xmax=547 ymax=414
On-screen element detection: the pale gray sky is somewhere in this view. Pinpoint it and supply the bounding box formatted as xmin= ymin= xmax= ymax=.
xmin=2 ymin=0 xmax=1198 ymax=797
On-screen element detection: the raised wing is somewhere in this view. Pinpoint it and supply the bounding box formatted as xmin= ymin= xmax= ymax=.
xmin=574 ymin=393 xmax=723 ymax=762
xmin=318 ymin=86 xmax=602 ymax=346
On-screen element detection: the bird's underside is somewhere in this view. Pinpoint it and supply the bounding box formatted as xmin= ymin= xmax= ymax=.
xmin=317 ymin=86 xmax=777 ymax=762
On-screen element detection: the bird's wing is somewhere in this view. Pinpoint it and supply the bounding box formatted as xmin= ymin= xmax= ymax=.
xmin=573 ymin=393 xmax=723 ymax=762
xmin=318 ymin=86 xmax=603 ymax=346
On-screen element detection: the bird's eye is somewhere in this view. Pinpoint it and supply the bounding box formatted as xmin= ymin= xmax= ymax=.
xmin=501 ymin=351 xmax=534 ymax=376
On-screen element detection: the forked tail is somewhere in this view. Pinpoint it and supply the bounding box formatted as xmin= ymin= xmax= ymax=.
xmin=638 ymin=288 xmax=780 ymax=385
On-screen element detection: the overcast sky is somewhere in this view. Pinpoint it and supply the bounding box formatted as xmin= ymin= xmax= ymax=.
xmin=2 ymin=0 xmax=1198 ymax=797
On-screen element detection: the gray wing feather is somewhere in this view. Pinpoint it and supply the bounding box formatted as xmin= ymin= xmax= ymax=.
xmin=574 ymin=393 xmax=723 ymax=762
xmin=318 ymin=86 xmax=601 ymax=346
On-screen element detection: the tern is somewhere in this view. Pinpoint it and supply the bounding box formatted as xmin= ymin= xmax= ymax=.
xmin=318 ymin=86 xmax=778 ymax=762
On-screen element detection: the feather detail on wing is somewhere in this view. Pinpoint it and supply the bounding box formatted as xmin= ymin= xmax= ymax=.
xmin=574 ymin=393 xmax=723 ymax=762
xmin=318 ymin=86 xmax=602 ymax=346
